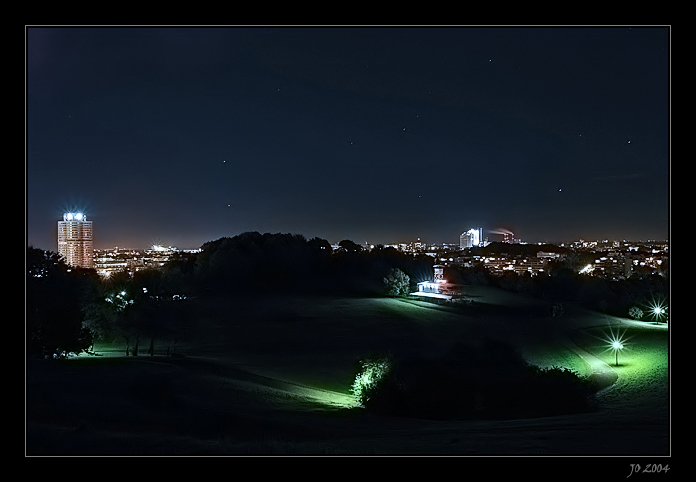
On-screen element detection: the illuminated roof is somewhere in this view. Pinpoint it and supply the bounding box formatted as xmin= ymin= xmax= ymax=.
xmin=63 ymin=212 xmax=87 ymax=222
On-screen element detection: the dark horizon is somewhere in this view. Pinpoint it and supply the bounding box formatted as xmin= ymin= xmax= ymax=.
xmin=27 ymin=26 xmax=670 ymax=252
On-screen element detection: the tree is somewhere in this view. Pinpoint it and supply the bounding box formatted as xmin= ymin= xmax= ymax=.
xmin=338 ymin=239 xmax=363 ymax=254
xmin=628 ymin=306 xmax=644 ymax=320
xmin=27 ymin=247 xmax=97 ymax=358
xmin=82 ymin=284 xmax=137 ymax=354
xmin=308 ymin=237 xmax=332 ymax=253
xmin=384 ymin=268 xmax=410 ymax=297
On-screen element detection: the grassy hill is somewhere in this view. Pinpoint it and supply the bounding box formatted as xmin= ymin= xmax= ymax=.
xmin=26 ymin=284 xmax=669 ymax=455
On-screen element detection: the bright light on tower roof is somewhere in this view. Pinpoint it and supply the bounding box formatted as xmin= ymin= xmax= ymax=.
xmin=63 ymin=212 xmax=87 ymax=221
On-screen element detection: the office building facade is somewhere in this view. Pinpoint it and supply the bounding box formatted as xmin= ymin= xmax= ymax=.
xmin=57 ymin=212 xmax=93 ymax=268
xmin=460 ymin=228 xmax=483 ymax=249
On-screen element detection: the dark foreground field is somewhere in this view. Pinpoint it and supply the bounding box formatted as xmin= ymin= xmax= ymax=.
xmin=26 ymin=285 xmax=669 ymax=458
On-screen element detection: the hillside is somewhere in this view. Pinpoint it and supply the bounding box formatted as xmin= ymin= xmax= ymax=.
xmin=26 ymin=285 xmax=669 ymax=456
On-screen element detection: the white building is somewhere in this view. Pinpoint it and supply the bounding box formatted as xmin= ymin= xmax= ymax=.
xmin=460 ymin=228 xmax=483 ymax=249
xmin=413 ymin=264 xmax=467 ymax=301
xmin=57 ymin=212 xmax=93 ymax=269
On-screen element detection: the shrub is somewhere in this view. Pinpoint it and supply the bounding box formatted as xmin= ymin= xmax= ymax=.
xmin=383 ymin=268 xmax=410 ymax=297
xmin=355 ymin=341 xmax=597 ymax=420
xmin=351 ymin=354 xmax=393 ymax=407
xmin=523 ymin=365 xmax=597 ymax=416
xmin=628 ymin=306 xmax=644 ymax=320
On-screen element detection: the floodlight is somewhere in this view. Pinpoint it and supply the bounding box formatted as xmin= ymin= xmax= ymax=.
xmin=645 ymin=295 xmax=668 ymax=324
xmin=600 ymin=325 xmax=633 ymax=367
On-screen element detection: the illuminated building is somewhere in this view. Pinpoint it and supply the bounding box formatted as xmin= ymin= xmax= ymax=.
xmin=144 ymin=244 xmax=177 ymax=268
xmin=93 ymin=248 xmax=129 ymax=278
xmin=489 ymin=228 xmax=515 ymax=243
xmin=57 ymin=212 xmax=93 ymax=269
xmin=94 ymin=244 xmax=184 ymax=278
xmin=413 ymin=264 xmax=467 ymax=301
xmin=460 ymin=228 xmax=483 ymax=248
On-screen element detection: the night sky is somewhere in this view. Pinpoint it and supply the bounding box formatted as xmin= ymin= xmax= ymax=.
xmin=27 ymin=26 xmax=669 ymax=251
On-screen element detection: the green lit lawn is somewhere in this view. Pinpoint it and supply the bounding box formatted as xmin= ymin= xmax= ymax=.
xmin=30 ymin=287 xmax=670 ymax=455
xmin=519 ymin=340 xmax=591 ymax=375
xmin=88 ymin=293 xmax=667 ymax=405
xmin=575 ymin=326 xmax=669 ymax=409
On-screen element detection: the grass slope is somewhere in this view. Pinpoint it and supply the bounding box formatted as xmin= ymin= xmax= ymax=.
xmin=26 ymin=285 xmax=669 ymax=455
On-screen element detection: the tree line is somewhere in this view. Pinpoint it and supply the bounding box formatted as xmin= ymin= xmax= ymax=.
xmin=26 ymin=232 xmax=668 ymax=359
xmin=443 ymin=254 xmax=669 ymax=318
xmin=26 ymin=232 xmax=432 ymax=358
xmin=193 ymin=232 xmax=430 ymax=296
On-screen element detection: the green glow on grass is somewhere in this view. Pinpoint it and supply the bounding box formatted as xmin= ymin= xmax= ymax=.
xmin=285 ymin=384 xmax=360 ymax=409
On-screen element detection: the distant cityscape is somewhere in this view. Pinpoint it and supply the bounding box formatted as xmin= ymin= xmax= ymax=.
xmin=54 ymin=212 xmax=668 ymax=281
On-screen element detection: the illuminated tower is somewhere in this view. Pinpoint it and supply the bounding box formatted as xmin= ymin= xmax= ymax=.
xmin=57 ymin=212 xmax=93 ymax=268
xmin=460 ymin=228 xmax=483 ymax=249
xmin=433 ymin=264 xmax=446 ymax=282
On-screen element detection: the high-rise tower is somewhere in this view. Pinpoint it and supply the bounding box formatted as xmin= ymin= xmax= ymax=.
xmin=460 ymin=228 xmax=483 ymax=249
xmin=57 ymin=212 xmax=93 ymax=268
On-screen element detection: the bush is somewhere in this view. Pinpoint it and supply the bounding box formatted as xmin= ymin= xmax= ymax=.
xmin=356 ymin=340 xmax=597 ymax=420
xmin=628 ymin=306 xmax=644 ymax=320
xmin=383 ymin=268 xmax=410 ymax=297
xmin=351 ymin=354 xmax=393 ymax=407
xmin=523 ymin=366 xmax=597 ymax=416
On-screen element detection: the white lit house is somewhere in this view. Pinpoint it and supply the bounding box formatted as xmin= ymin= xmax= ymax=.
xmin=413 ymin=264 xmax=467 ymax=301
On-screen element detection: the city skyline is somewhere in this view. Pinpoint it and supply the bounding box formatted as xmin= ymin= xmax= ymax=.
xmin=27 ymin=26 xmax=670 ymax=251
xmin=48 ymin=210 xmax=669 ymax=255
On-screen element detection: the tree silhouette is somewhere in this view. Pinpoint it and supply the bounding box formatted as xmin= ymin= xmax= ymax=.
xmin=27 ymin=247 xmax=97 ymax=358
xmin=384 ymin=268 xmax=411 ymax=296
xmin=337 ymin=239 xmax=363 ymax=254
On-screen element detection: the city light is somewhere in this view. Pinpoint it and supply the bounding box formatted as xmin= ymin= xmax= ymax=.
xmin=105 ymin=289 xmax=134 ymax=311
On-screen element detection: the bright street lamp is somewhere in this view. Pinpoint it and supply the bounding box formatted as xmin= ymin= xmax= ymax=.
xmin=601 ymin=324 xmax=633 ymax=367
xmin=647 ymin=299 xmax=668 ymax=324
xmin=641 ymin=292 xmax=668 ymax=324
